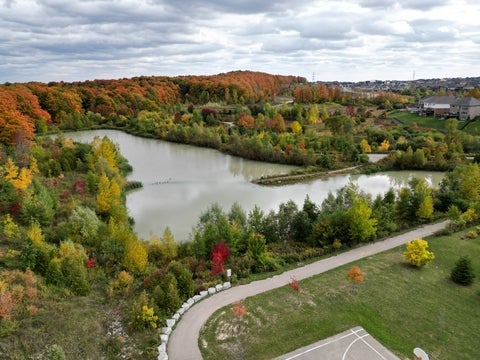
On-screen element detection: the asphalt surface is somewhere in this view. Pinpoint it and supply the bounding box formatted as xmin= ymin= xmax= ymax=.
xmin=274 ymin=326 xmax=400 ymax=360
xmin=168 ymin=221 xmax=447 ymax=360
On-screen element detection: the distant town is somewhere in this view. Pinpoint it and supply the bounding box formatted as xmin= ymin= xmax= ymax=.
xmin=317 ymin=76 xmax=480 ymax=93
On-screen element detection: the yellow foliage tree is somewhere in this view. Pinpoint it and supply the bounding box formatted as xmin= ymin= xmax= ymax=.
xmin=403 ymin=238 xmax=435 ymax=267
xmin=2 ymin=215 xmax=19 ymax=239
xmin=123 ymin=237 xmax=148 ymax=273
xmin=27 ymin=222 xmax=44 ymax=246
xmin=379 ymin=139 xmax=390 ymax=152
xmin=360 ymin=139 xmax=372 ymax=153
xmin=290 ymin=121 xmax=302 ymax=134
xmin=90 ymin=136 xmax=118 ymax=173
xmin=96 ymin=172 xmax=112 ymax=214
xmin=2 ymin=157 xmax=32 ymax=191
xmin=160 ymin=227 xmax=177 ymax=263
xmin=2 ymin=158 xmax=18 ymax=182
xmin=11 ymin=167 xmax=32 ymax=192
xmin=417 ymin=196 xmax=434 ymax=222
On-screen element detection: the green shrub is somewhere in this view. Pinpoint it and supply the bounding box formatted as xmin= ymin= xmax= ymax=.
xmin=466 ymin=230 xmax=477 ymax=239
xmin=451 ymin=256 xmax=475 ymax=286
xmin=47 ymin=344 xmax=66 ymax=360
xmin=131 ymin=291 xmax=158 ymax=330
xmin=45 ymin=258 xmax=64 ymax=286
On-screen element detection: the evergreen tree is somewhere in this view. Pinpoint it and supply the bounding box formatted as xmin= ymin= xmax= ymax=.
xmin=451 ymin=256 xmax=475 ymax=286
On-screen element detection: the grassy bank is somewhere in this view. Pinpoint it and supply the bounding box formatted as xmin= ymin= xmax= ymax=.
xmin=199 ymin=227 xmax=480 ymax=360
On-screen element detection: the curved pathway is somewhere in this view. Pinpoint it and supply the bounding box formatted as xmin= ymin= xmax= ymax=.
xmin=168 ymin=221 xmax=447 ymax=360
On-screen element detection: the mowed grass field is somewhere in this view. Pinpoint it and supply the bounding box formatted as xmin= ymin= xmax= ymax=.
xmin=200 ymin=227 xmax=480 ymax=360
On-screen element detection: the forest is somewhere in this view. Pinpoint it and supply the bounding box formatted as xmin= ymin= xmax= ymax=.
xmin=1 ymin=71 xmax=480 ymax=358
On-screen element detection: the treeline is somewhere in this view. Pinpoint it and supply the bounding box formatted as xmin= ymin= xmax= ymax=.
xmin=0 ymin=71 xmax=304 ymax=144
xmin=3 ymin=71 xmax=480 ymax=172
xmin=293 ymin=83 xmax=411 ymax=109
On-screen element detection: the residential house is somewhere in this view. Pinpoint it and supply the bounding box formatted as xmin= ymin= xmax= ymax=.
xmin=418 ymin=95 xmax=457 ymax=117
xmin=450 ymin=97 xmax=480 ymax=120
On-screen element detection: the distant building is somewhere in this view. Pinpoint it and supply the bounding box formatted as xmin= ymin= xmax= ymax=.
xmin=418 ymin=95 xmax=480 ymax=120
xmin=418 ymin=95 xmax=456 ymax=117
xmin=450 ymin=97 xmax=480 ymax=120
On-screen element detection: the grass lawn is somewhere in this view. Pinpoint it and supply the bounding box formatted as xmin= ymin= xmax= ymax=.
xmin=388 ymin=110 xmax=447 ymax=130
xmin=199 ymin=227 xmax=480 ymax=360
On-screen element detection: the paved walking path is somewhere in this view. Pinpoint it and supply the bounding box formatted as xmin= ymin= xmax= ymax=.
xmin=168 ymin=221 xmax=448 ymax=360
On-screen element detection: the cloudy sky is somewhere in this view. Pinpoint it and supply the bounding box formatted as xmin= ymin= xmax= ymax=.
xmin=1 ymin=0 xmax=479 ymax=83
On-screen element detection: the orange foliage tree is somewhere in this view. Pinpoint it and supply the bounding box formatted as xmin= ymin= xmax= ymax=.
xmin=347 ymin=265 xmax=364 ymax=283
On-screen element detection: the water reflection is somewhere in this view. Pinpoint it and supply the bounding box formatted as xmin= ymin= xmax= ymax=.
xmin=63 ymin=130 xmax=443 ymax=242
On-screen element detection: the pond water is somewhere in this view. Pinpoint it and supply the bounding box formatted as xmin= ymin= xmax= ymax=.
xmin=64 ymin=130 xmax=444 ymax=241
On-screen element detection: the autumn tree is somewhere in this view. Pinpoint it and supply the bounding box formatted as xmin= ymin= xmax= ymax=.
xmin=236 ymin=113 xmax=255 ymax=129
xmin=379 ymin=139 xmax=390 ymax=152
xmin=347 ymin=265 xmax=364 ymax=283
xmin=290 ymin=121 xmax=302 ymax=134
xmin=0 ymin=88 xmax=36 ymax=145
xmin=305 ymin=105 xmax=318 ymax=124
xmin=346 ymin=198 xmax=377 ymax=244
xmin=360 ymin=139 xmax=372 ymax=154
xmin=123 ymin=237 xmax=148 ymax=274
xmin=210 ymin=242 xmax=231 ymax=276
xmin=403 ymin=238 xmax=435 ymax=267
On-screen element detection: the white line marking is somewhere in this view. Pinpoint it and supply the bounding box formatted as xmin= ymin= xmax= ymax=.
xmin=283 ymin=328 xmax=364 ymax=360
xmin=344 ymin=328 xmax=389 ymax=360
xmin=342 ymin=332 xmax=370 ymax=360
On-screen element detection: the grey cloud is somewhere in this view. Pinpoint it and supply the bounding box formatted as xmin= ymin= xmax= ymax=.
xmin=406 ymin=19 xmax=458 ymax=43
xmin=357 ymin=0 xmax=396 ymax=9
xmin=399 ymin=0 xmax=451 ymax=10
xmin=0 ymin=0 xmax=478 ymax=83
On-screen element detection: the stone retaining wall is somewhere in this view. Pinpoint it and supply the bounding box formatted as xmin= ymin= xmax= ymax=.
xmin=157 ymin=281 xmax=231 ymax=360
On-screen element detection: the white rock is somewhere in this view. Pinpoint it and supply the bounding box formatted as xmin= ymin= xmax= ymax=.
xmin=172 ymin=313 xmax=180 ymax=321
xmin=166 ymin=318 xmax=176 ymax=328
xmin=182 ymin=302 xmax=191 ymax=311
xmin=177 ymin=307 xmax=185 ymax=315
xmin=215 ymin=284 xmax=223 ymax=292
xmin=223 ymin=281 xmax=231 ymax=289
xmin=161 ymin=327 xmax=172 ymax=335
xmin=160 ymin=334 xmax=169 ymax=344
xmin=208 ymin=287 xmax=216 ymax=295
xmin=187 ymin=298 xmax=195 ymax=306
xmin=193 ymin=295 xmax=201 ymax=303
xmin=199 ymin=290 xmax=208 ymax=298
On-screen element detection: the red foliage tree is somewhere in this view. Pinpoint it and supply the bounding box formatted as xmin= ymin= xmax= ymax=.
xmin=210 ymin=242 xmax=231 ymax=276
xmin=288 ymin=276 xmax=300 ymax=292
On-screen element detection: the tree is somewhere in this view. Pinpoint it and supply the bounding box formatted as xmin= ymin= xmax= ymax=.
xmin=403 ymin=238 xmax=435 ymax=267
xmin=451 ymin=256 xmax=475 ymax=286
xmin=346 ymin=198 xmax=377 ymax=244
xmin=96 ymin=172 xmax=113 ymax=214
xmin=123 ymin=237 xmax=148 ymax=274
xmin=379 ymin=139 xmax=390 ymax=152
xmin=360 ymin=139 xmax=371 ymax=154
xmin=347 ymin=265 xmax=364 ymax=283
xmin=20 ymin=179 xmax=55 ymax=227
xmin=167 ymin=261 xmax=195 ymax=301
xmin=159 ymin=227 xmax=178 ymax=263
xmin=210 ymin=242 xmax=231 ymax=276
xmin=305 ymin=105 xmax=318 ymax=124
xmin=69 ymin=205 xmax=101 ymax=246
xmin=290 ymin=121 xmax=302 ymax=134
